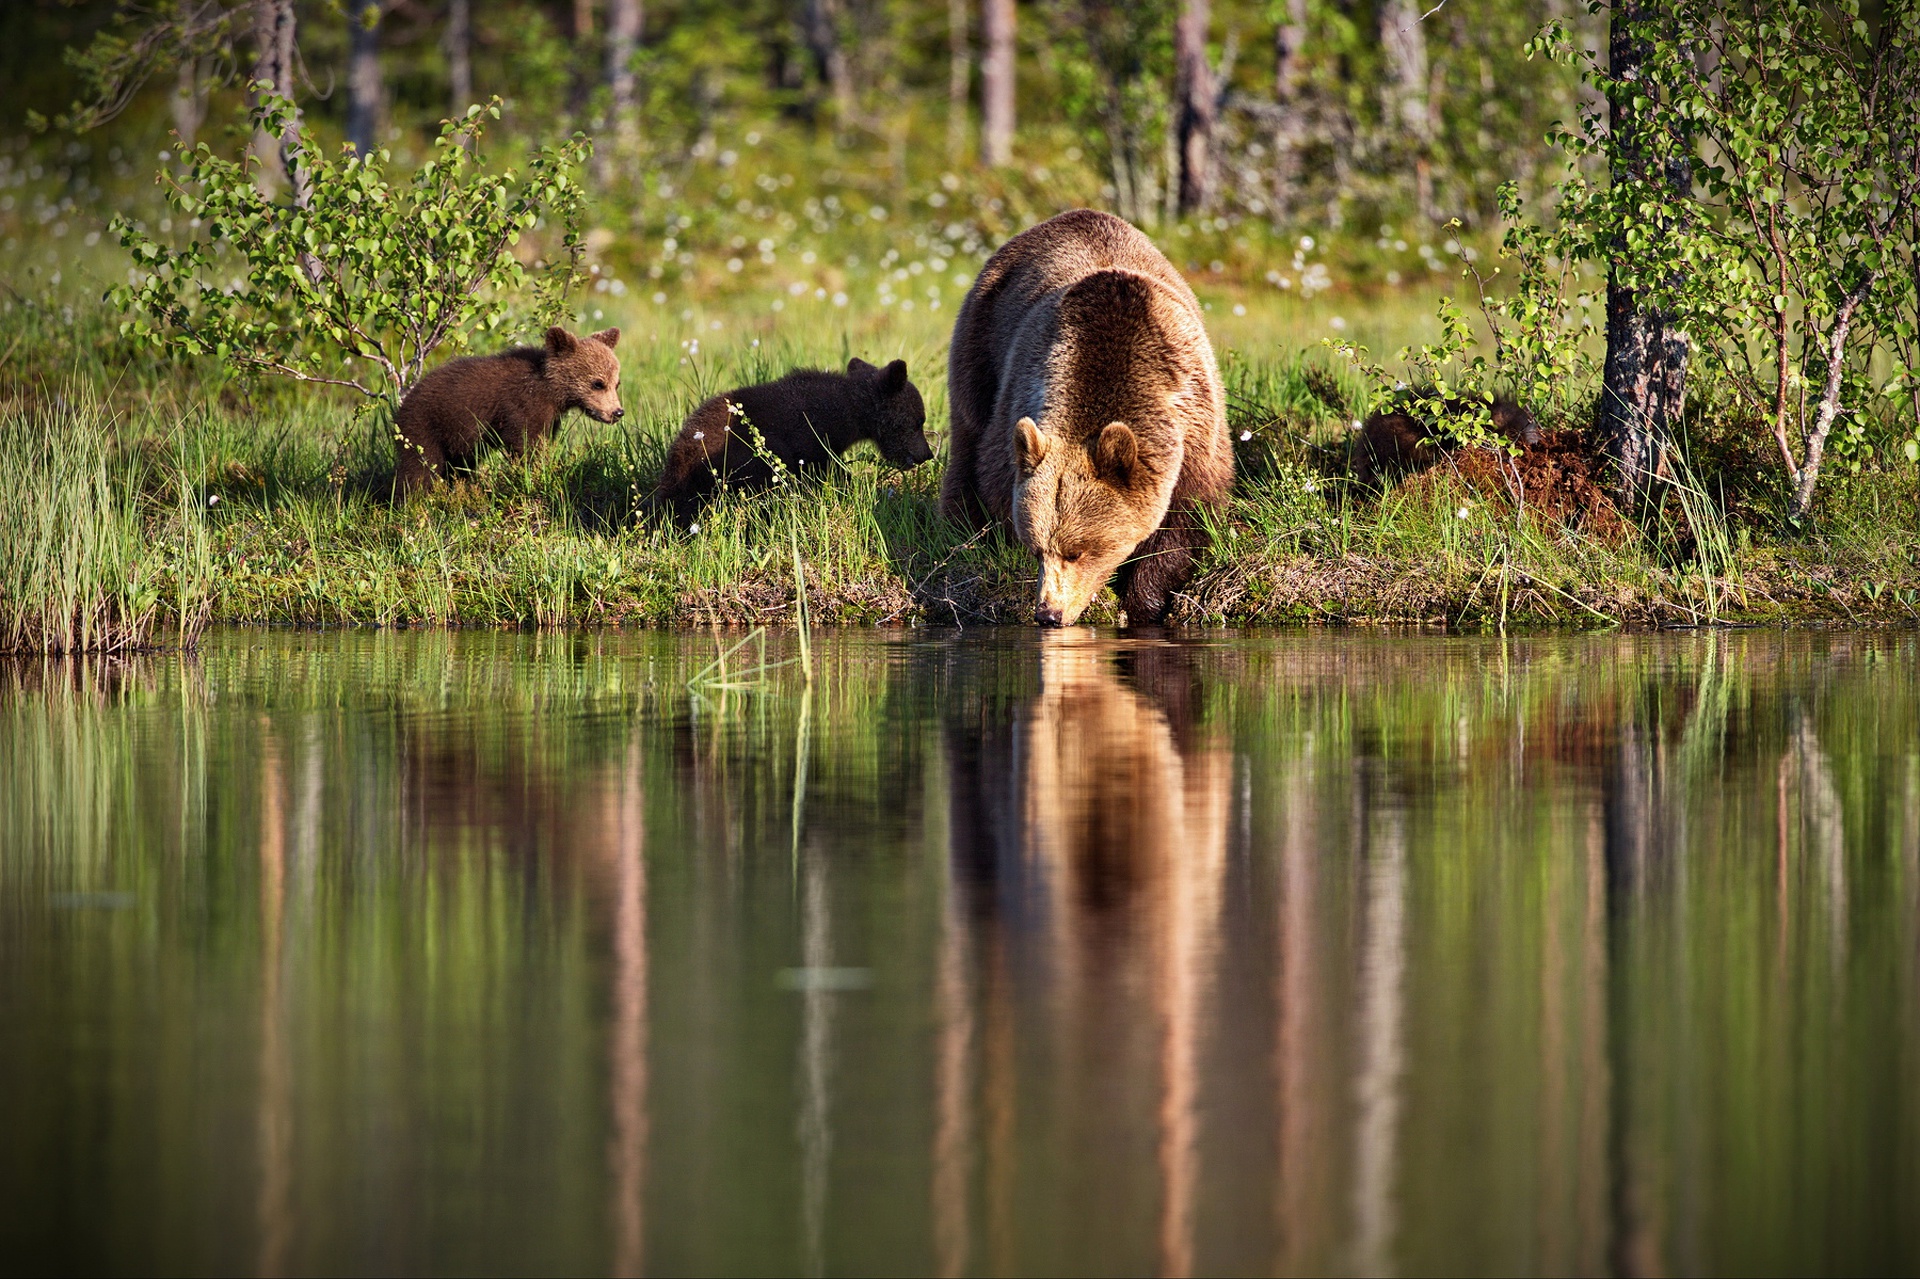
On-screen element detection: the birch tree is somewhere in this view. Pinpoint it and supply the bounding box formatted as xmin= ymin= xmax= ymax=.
xmin=1174 ymin=0 xmax=1215 ymax=212
xmin=981 ymin=0 xmax=1015 ymax=165
xmin=346 ymin=0 xmax=383 ymax=156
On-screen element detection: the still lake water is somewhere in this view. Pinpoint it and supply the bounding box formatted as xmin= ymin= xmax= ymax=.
xmin=2 ymin=627 xmax=1917 ymax=1276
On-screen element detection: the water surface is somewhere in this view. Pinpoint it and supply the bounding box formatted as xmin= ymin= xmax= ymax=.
xmin=3 ymin=627 xmax=1917 ymax=1275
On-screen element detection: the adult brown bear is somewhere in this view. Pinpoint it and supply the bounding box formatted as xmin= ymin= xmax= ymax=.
xmin=942 ymin=209 xmax=1231 ymax=626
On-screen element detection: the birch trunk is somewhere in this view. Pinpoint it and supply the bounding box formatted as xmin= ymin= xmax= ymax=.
xmin=980 ymin=0 xmax=1014 ymax=166
xmin=249 ymin=0 xmax=309 ymax=210
xmin=948 ymin=0 xmax=971 ymax=161
xmin=603 ymin=0 xmax=641 ymax=175
xmin=1270 ymin=0 xmax=1307 ymax=221
xmin=1791 ymin=280 xmax=1874 ymax=518
xmin=446 ymin=0 xmax=473 ymax=114
xmin=170 ymin=58 xmax=208 ymax=146
xmin=1599 ymin=0 xmax=1689 ymax=510
xmin=1378 ymin=0 xmax=1434 ymax=222
xmin=346 ymin=0 xmax=383 ymax=156
xmin=1174 ymin=0 xmax=1215 ymax=214
xmin=804 ymin=0 xmax=853 ymax=119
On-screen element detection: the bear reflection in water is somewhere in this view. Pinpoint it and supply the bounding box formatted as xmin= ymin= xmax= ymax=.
xmin=941 ymin=632 xmax=1231 ymax=1276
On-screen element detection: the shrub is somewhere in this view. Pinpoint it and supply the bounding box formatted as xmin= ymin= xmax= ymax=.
xmin=110 ymin=94 xmax=589 ymax=406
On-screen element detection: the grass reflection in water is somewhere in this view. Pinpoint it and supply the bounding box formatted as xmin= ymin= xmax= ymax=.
xmin=0 ymin=627 xmax=1916 ymax=1275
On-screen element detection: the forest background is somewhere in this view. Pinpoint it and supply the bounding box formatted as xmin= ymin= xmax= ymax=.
xmin=1 ymin=0 xmax=1917 ymax=649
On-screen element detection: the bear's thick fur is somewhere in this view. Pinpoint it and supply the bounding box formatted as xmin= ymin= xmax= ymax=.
xmin=648 ymin=358 xmax=931 ymax=522
xmin=942 ymin=209 xmax=1231 ymax=626
xmin=1353 ymin=398 xmax=1541 ymax=487
xmin=393 ymin=326 xmax=623 ymax=495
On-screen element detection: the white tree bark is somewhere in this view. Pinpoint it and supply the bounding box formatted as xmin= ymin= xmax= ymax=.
xmin=1377 ymin=0 xmax=1434 ymax=221
xmin=170 ymin=57 xmax=208 ymax=146
xmin=1792 ymin=278 xmax=1874 ymax=518
xmin=980 ymin=0 xmax=1014 ymax=166
xmin=346 ymin=0 xmax=383 ymax=156
xmin=604 ymin=0 xmax=641 ymax=171
xmin=948 ymin=0 xmax=971 ymax=161
xmin=446 ymin=0 xmax=473 ymax=114
xmin=1174 ymin=0 xmax=1215 ymax=214
xmin=249 ymin=0 xmax=310 ymax=211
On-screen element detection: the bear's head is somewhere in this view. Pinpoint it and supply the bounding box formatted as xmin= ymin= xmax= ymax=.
xmin=849 ymin=357 xmax=933 ymax=467
xmin=544 ymin=326 xmax=624 ymax=423
xmin=1012 ymin=415 xmax=1176 ymax=627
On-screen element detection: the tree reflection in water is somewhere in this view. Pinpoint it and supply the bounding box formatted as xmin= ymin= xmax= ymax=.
xmin=0 ymin=629 xmax=1915 ymax=1275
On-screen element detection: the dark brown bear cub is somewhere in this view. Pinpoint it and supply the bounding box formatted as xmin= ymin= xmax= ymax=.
xmin=648 ymin=358 xmax=932 ymax=522
xmin=394 ymin=325 xmax=623 ymax=495
xmin=1353 ymin=398 xmax=1541 ymax=487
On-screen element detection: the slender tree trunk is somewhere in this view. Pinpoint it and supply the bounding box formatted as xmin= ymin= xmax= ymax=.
xmin=948 ymin=0 xmax=971 ymax=162
xmin=1174 ymin=0 xmax=1215 ymax=214
xmin=803 ymin=0 xmax=853 ymax=119
xmin=171 ymin=57 xmax=208 ymax=146
xmin=446 ymin=0 xmax=473 ymax=113
xmin=602 ymin=0 xmax=640 ymax=177
xmin=1378 ymin=0 xmax=1434 ymax=222
xmin=571 ymin=0 xmax=595 ymax=115
xmin=980 ymin=0 xmax=1014 ymax=166
xmin=250 ymin=0 xmax=309 ymax=208
xmin=1599 ymin=0 xmax=1689 ymax=510
xmin=1271 ymin=0 xmax=1307 ymax=221
xmin=346 ymin=0 xmax=383 ymax=156
xmin=1791 ymin=278 xmax=1874 ymax=518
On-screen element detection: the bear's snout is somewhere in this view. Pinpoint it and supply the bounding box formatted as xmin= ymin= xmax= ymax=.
xmin=1035 ymin=604 xmax=1066 ymax=628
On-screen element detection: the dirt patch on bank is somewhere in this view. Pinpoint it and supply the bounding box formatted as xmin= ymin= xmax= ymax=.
xmin=1402 ymin=429 xmax=1632 ymax=544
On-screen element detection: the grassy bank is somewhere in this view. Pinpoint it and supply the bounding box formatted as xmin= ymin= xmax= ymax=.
xmin=2 ymin=283 xmax=1917 ymax=639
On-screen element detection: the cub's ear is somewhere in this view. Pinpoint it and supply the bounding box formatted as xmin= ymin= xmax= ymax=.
xmin=545 ymin=326 xmax=578 ymax=355
xmin=589 ymin=326 xmax=620 ymax=349
xmin=881 ymin=359 xmax=908 ymax=393
xmin=1014 ymin=416 xmax=1049 ymax=475
xmin=1093 ymin=421 xmax=1138 ymax=485
xmin=847 ymin=357 xmax=876 ymax=375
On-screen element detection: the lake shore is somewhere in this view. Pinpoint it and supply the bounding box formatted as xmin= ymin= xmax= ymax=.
xmin=5 ymin=293 xmax=1918 ymax=648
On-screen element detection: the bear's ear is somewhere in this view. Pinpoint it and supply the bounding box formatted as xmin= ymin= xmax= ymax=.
xmin=1014 ymin=417 xmax=1049 ymax=475
xmin=589 ymin=327 xmax=620 ymax=349
xmin=848 ymin=357 xmax=875 ymax=375
xmin=881 ymin=359 xmax=908 ymax=393
xmin=545 ymin=326 xmax=578 ymax=355
xmin=1093 ymin=421 xmax=1138 ymax=486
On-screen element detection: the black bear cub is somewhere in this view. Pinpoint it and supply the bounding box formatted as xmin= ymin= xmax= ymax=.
xmin=394 ymin=326 xmax=623 ymax=495
xmin=649 ymin=358 xmax=932 ymax=522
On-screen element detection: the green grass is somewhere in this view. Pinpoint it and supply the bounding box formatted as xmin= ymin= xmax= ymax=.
xmin=2 ymin=160 xmax=1918 ymax=644
xmin=0 ymin=386 xmax=209 ymax=653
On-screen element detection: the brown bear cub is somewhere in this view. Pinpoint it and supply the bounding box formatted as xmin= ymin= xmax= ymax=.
xmin=1353 ymin=398 xmax=1541 ymax=487
xmin=943 ymin=209 xmax=1232 ymax=626
xmin=648 ymin=358 xmax=932 ymax=522
xmin=393 ymin=325 xmax=623 ymax=494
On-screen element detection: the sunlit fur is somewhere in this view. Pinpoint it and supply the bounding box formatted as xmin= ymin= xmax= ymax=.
xmin=393 ymin=326 xmax=623 ymax=494
xmin=943 ymin=210 xmax=1231 ymax=625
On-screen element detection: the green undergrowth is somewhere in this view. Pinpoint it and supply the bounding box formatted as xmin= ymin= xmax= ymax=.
xmin=2 ymin=291 xmax=1918 ymax=643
